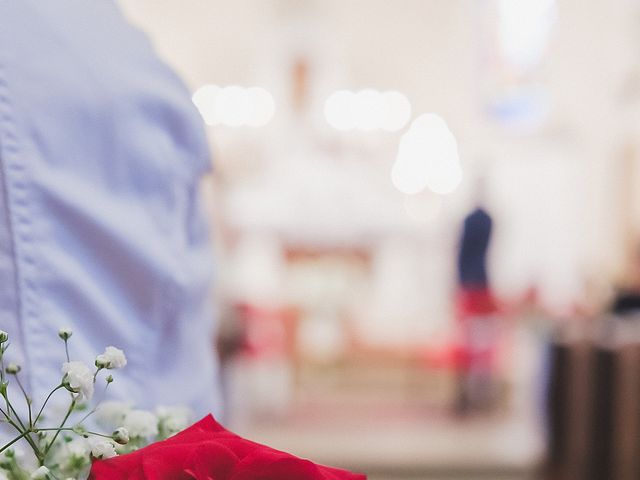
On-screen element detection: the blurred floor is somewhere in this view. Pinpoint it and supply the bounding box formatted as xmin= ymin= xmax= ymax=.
xmin=366 ymin=474 xmax=535 ymax=480
xmin=236 ymin=387 xmax=543 ymax=480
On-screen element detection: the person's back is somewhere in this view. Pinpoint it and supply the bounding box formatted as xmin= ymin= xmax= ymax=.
xmin=0 ymin=0 xmax=220 ymax=415
xmin=453 ymin=205 xmax=498 ymax=415
xmin=457 ymin=207 xmax=492 ymax=289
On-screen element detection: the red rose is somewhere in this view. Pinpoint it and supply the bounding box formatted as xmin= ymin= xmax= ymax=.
xmin=90 ymin=415 xmax=366 ymax=480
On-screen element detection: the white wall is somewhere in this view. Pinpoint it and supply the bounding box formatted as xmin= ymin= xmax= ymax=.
xmin=118 ymin=0 xmax=640 ymax=316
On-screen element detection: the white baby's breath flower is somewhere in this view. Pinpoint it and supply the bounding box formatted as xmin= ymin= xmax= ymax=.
xmin=30 ymin=466 xmax=50 ymax=480
xmin=112 ymin=427 xmax=129 ymax=445
xmin=49 ymin=437 xmax=89 ymax=473
xmin=96 ymin=346 xmax=127 ymax=370
xmin=58 ymin=327 xmax=73 ymax=340
xmin=61 ymin=361 xmax=94 ymax=400
xmin=88 ymin=438 xmax=117 ymax=459
xmin=94 ymin=355 xmax=110 ymax=369
xmin=156 ymin=406 xmax=192 ymax=436
xmin=123 ymin=410 xmax=158 ymax=439
xmin=5 ymin=363 xmax=20 ymax=374
xmin=95 ymin=401 xmax=133 ymax=430
xmin=65 ymin=438 xmax=90 ymax=459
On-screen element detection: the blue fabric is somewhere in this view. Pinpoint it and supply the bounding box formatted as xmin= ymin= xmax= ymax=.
xmin=0 ymin=0 xmax=220 ymax=417
xmin=457 ymin=207 xmax=492 ymax=289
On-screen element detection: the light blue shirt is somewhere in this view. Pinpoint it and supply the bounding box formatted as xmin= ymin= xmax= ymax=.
xmin=0 ymin=0 xmax=220 ymax=417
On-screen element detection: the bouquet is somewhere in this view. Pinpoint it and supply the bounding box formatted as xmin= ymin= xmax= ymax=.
xmin=0 ymin=329 xmax=366 ymax=480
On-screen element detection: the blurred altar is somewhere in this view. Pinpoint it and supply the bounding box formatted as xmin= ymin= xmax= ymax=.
xmin=119 ymin=1 xmax=640 ymax=478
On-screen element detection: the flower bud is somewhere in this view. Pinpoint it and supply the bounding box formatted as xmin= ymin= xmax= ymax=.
xmin=106 ymin=375 xmax=114 ymax=384
xmin=112 ymin=427 xmax=129 ymax=445
xmin=62 ymin=376 xmax=80 ymax=394
xmin=0 ymin=330 xmax=8 ymax=343
xmin=95 ymin=354 xmax=110 ymax=369
xmin=30 ymin=466 xmax=50 ymax=480
xmin=58 ymin=327 xmax=73 ymax=340
xmin=89 ymin=439 xmax=117 ymax=459
xmin=72 ymin=424 xmax=87 ymax=435
xmin=5 ymin=363 xmax=20 ymax=375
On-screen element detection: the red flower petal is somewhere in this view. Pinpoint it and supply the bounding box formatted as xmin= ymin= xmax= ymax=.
xmin=90 ymin=415 xmax=366 ymax=480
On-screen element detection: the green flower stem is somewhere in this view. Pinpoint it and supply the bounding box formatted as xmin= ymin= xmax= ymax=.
xmin=85 ymin=431 xmax=113 ymax=439
xmin=33 ymin=384 xmax=64 ymax=425
xmin=0 ymin=408 xmax=42 ymax=461
xmin=63 ymin=339 xmax=70 ymax=363
xmin=0 ymin=344 xmax=6 ymax=383
xmin=0 ymin=406 xmax=24 ymax=435
xmin=2 ymin=375 xmax=10 ymax=425
xmin=0 ymin=430 xmax=30 ymax=455
xmin=4 ymin=391 xmax=27 ymax=433
xmin=78 ymin=407 xmax=98 ymax=423
xmin=77 ymin=381 xmax=110 ymax=425
xmin=76 ymin=407 xmax=97 ymax=426
xmin=13 ymin=373 xmax=32 ymax=428
xmin=3 ymin=395 xmax=42 ymax=460
xmin=38 ymin=427 xmax=112 ymax=440
xmin=25 ymin=436 xmax=42 ymax=461
xmin=43 ymin=398 xmax=76 ymax=461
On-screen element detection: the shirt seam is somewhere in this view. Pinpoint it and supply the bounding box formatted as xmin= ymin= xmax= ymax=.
xmin=0 ymin=60 xmax=35 ymax=394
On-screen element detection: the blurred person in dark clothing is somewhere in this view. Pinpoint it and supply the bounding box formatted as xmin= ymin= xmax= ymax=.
xmin=453 ymin=186 xmax=499 ymax=415
xmin=607 ymin=245 xmax=640 ymax=317
xmin=458 ymin=207 xmax=492 ymax=288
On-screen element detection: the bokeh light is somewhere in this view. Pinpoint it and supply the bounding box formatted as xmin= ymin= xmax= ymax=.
xmin=246 ymin=87 xmax=276 ymax=127
xmin=391 ymin=114 xmax=462 ymax=195
xmin=192 ymin=84 xmax=275 ymax=127
xmin=353 ymin=89 xmax=384 ymax=131
xmin=323 ymin=90 xmax=356 ymax=131
xmin=218 ymin=86 xmax=249 ymax=127
xmin=497 ymin=0 xmax=557 ymax=71
xmin=191 ymin=84 xmax=220 ymax=126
